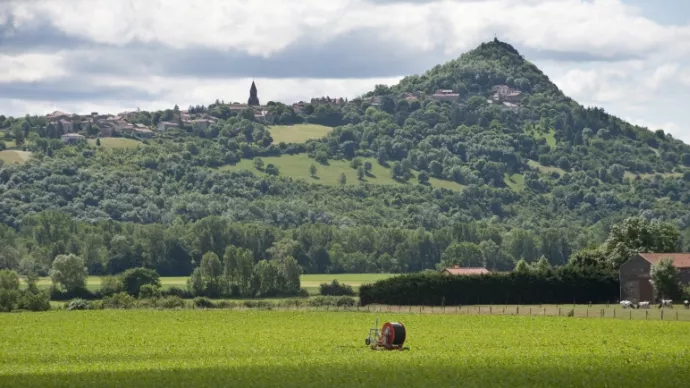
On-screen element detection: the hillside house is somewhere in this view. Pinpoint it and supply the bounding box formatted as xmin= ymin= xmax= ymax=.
xmin=491 ymin=85 xmax=522 ymax=104
xmin=619 ymin=253 xmax=690 ymax=303
xmin=47 ymin=111 xmax=71 ymax=121
xmin=60 ymin=133 xmax=85 ymax=144
xmin=157 ymin=121 xmax=180 ymax=131
xmin=440 ymin=265 xmax=489 ymax=276
xmin=431 ymin=89 xmax=460 ymax=102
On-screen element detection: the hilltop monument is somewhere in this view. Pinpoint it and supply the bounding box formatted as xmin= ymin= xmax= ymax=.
xmin=248 ymin=81 xmax=260 ymax=106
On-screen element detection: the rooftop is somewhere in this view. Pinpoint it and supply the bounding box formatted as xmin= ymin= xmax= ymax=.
xmin=638 ymin=253 xmax=690 ymax=268
xmin=441 ymin=265 xmax=489 ymax=275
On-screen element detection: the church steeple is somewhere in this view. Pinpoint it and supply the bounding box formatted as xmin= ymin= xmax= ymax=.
xmin=248 ymin=80 xmax=259 ymax=106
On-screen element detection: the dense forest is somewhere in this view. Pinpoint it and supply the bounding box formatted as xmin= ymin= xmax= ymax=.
xmin=2 ymin=39 xmax=690 ymax=279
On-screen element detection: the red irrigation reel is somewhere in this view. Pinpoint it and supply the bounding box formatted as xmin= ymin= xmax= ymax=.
xmin=364 ymin=317 xmax=410 ymax=351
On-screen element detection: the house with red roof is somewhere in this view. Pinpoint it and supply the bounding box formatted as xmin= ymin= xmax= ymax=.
xmin=619 ymin=253 xmax=690 ymax=303
xmin=440 ymin=265 xmax=489 ymax=276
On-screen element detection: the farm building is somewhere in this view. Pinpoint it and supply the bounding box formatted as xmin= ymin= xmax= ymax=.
xmin=60 ymin=133 xmax=85 ymax=144
xmin=440 ymin=265 xmax=489 ymax=276
xmin=619 ymin=253 xmax=690 ymax=303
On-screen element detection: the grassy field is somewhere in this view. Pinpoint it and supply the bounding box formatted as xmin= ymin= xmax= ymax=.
xmin=88 ymin=138 xmax=145 ymax=149
xmin=0 ymin=150 xmax=31 ymax=164
xmin=33 ymin=273 xmax=396 ymax=294
xmin=218 ymin=154 xmax=464 ymax=191
xmin=1 ymin=310 xmax=688 ymax=387
xmin=503 ymin=173 xmax=525 ymax=192
xmin=527 ymin=127 xmax=557 ymax=148
xmin=268 ymin=124 xmax=333 ymax=144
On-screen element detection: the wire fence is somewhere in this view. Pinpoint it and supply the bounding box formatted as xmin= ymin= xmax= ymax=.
xmin=235 ymin=303 xmax=690 ymax=322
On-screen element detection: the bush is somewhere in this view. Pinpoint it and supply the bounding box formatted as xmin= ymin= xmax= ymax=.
xmin=103 ymin=292 xmax=136 ymax=309
xmin=319 ymin=280 xmax=355 ymax=296
xmin=298 ymin=288 xmax=310 ymax=298
xmin=66 ymin=298 xmax=92 ymax=311
xmin=155 ymin=296 xmax=186 ymax=309
xmin=243 ymin=300 xmax=273 ymax=310
xmin=19 ymin=290 xmax=51 ymax=312
xmin=308 ymin=295 xmax=356 ymax=307
xmin=215 ymin=300 xmax=238 ymax=309
xmin=358 ymin=268 xmax=619 ymax=306
xmin=49 ymin=286 xmax=98 ymax=301
xmin=163 ymin=286 xmax=192 ymax=299
xmin=139 ymin=284 xmax=162 ymax=299
xmin=193 ymin=297 xmax=216 ymax=309
xmin=100 ymin=276 xmax=124 ymax=297
xmin=119 ymin=267 xmax=161 ymax=296
xmin=0 ymin=289 xmax=20 ymax=312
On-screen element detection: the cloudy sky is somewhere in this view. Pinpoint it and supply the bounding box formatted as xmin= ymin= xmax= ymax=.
xmin=2 ymin=0 xmax=690 ymax=141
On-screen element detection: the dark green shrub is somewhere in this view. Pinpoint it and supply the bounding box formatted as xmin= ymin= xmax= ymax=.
xmin=155 ymin=296 xmax=185 ymax=309
xmin=193 ymin=297 xmax=216 ymax=308
xmin=100 ymin=276 xmax=124 ymax=297
xmin=358 ymin=268 xmax=618 ymax=306
xmin=66 ymin=298 xmax=91 ymax=311
xmin=119 ymin=268 xmax=161 ymax=296
xmin=103 ymin=292 xmax=135 ymax=309
xmin=163 ymin=287 xmax=192 ymax=298
xmin=319 ymin=280 xmax=355 ymax=296
xmin=139 ymin=284 xmax=162 ymax=299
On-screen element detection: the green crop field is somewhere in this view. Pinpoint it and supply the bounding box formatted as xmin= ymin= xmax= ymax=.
xmin=31 ymin=274 xmax=395 ymax=294
xmin=1 ymin=310 xmax=688 ymax=387
xmin=268 ymin=124 xmax=333 ymax=144
xmin=88 ymin=138 xmax=145 ymax=149
xmin=218 ymin=154 xmax=464 ymax=191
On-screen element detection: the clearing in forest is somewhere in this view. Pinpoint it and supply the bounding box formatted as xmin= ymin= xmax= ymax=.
xmin=268 ymin=124 xmax=333 ymax=144
xmin=218 ymin=154 xmax=464 ymax=191
xmin=0 ymin=150 xmax=32 ymax=164
xmin=88 ymin=138 xmax=145 ymax=149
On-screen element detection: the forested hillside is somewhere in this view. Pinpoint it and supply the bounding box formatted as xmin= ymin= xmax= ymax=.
xmin=2 ymin=39 xmax=690 ymax=278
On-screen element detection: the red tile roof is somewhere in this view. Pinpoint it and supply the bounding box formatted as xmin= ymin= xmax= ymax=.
xmin=441 ymin=266 xmax=489 ymax=275
xmin=638 ymin=253 xmax=690 ymax=268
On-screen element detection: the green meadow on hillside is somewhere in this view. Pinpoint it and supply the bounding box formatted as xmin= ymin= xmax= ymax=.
xmin=268 ymin=124 xmax=333 ymax=144
xmin=218 ymin=154 xmax=464 ymax=191
xmin=0 ymin=150 xmax=31 ymax=165
xmin=88 ymin=138 xmax=145 ymax=149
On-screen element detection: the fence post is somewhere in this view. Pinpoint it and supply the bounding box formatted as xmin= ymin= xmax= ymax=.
xmin=544 ymin=307 xmax=546 ymax=316
xmin=586 ymin=308 xmax=588 ymax=318
xmin=613 ymin=309 xmax=616 ymax=318
xmin=478 ymin=306 xmax=481 ymax=314
xmin=661 ymin=309 xmax=664 ymax=320
xmin=559 ymin=307 xmax=561 ymax=316
xmin=646 ymin=310 xmax=648 ymax=320
xmin=630 ymin=310 xmax=632 ymax=320
xmin=529 ymin=307 xmax=532 ymax=315
xmin=676 ymin=311 xmax=678 ymax=321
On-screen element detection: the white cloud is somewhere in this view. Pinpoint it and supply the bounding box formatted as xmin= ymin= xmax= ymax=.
xmin=2 ymin=0 xmax=690 ymax=143
xmin=0 ymin=53 xmax=66 ymax=82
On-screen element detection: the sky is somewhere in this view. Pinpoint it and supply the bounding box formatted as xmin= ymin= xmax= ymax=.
xmin=1 ymin=0 xmax=690 ymax=142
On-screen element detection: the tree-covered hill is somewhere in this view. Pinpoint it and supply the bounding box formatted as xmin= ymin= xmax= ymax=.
xmin=2 ymin=39 xmax=690 ymax=278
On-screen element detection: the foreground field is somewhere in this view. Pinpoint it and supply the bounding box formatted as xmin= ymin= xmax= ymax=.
xmin=1 ymin=310 xmax=688 ymax=387
xmin=218 ymin=154 xmax=464 ymax=190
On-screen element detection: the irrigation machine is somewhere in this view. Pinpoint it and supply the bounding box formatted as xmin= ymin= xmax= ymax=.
xmin=364 ymin=317 xmax=410 ymax=351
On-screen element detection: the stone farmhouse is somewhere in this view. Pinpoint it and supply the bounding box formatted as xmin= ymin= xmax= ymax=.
xmin=619 ymin=253 xmax=690 ymax=303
